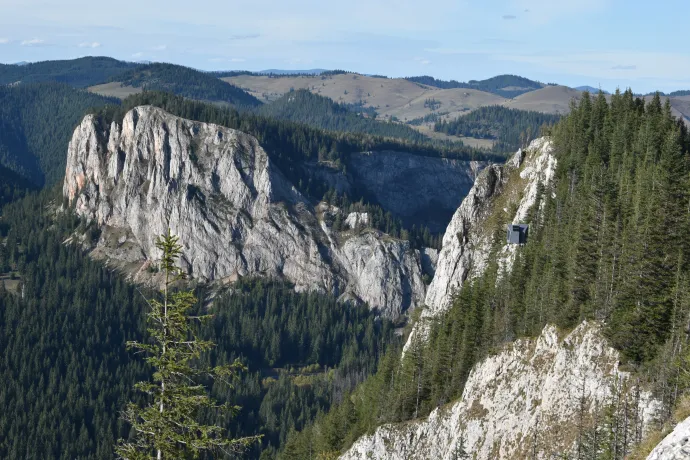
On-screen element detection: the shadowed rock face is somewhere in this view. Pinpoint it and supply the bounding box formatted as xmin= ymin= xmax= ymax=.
xmin=303 ymin=152 xmax=486 ymax=234
xmin=342 ymin=322 xmax=661 ymax=460
xmin=64 ymin=105 xmax=426 ymax=318
xmin=346 ymin=152 xmax=485 ymax=233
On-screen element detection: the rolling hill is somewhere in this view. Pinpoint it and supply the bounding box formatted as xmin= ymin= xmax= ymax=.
xmin=89 ymin=63 xmax=261 ymax=108
xmin=406 ymin=74 xmax=544 ymax=97
xmin=501 ymin=85 xmax=582 ymax=114
xmin=0 ymin=56 xmax=137 ymax=88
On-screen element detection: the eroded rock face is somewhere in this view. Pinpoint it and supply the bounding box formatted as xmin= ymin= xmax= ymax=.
xmin=423 ymin=138 xmax=557 ymax=318
xmin=342 ymin=322 xmax=662 ymax=460
xmin=401 ymin=138 xmax=556 ymax=353
xmin=64 ymin=106 xmax=425 ymax=317
xmin=647 ymin=416 xmax=690 ymax=460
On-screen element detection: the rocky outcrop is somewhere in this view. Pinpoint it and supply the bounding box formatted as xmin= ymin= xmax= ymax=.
xmin=647 ymin=416 xmax=690 ymax=460
xmin=424 ymin=137 xmax=556 ymax=317
xmin=401 ymin=138 xmax=556 ymax=352
xmin=64 ymin=106 xmax=425 ymax=317
xmin=342 ymin=322 xmax=662 ymax=460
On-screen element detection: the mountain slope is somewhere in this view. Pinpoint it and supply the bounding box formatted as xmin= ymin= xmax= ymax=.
xmin=281 ymin=90 xmax=690 ymax=460
xmin=256 ymin=89 xmax=431 ymax=143
xmin=0 ymin=82 xmax=118 ymax=185
xmin=343 ymin=322 xmax=661 ymax=460
xmin=0 ymin=56 xmax=137 ymax=87
xmin=406 ymin=74 xmax=545 ymax=98
xmin=92 ymin=63 xmax=261 ymax=108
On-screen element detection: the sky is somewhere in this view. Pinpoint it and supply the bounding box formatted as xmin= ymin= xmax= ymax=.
xmin=0 ymin=0 xmax=689 ymax=94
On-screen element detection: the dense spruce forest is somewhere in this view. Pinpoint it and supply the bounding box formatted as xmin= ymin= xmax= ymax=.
xmin=111 ymin=63 xmax=262 ymax=108
xmin=0 ymin=187 xmax=397 ymax=459
xmin=434 ymin=105 xmax=561 ymax=152
xmin=280 ymin=90 xmax=690 ymax=458
xmin=405 ymin=74 xmax=544 ymax=98
xmin=256 ymin=89 xmax=432 ymax=144
xmin=0 ymin=82 xmax=117 ymax=185
xmin=0 ymin=165 xmax=34 ymax=209
xmin=0 ymin=57 xmax=137 ymax=88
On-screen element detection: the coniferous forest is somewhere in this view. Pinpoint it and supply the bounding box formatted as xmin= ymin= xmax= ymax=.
xmin=0 ymin=188 xmax=397 ymax=458
xmin=279 ymin=91 xmax=690 ymax=458
xmin=2 ymin=50 xmax=690 ymax=459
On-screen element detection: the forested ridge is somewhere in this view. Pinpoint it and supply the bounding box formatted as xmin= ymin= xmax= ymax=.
xmin=280 ymin=90 xmax=690 ymax=458
xmin=0 ymin=83 xmax=117 ymax=185
xmin=405 ymin=74 xmax=544 ymax=98
xmin=434 ymin=105 xmax=561 ymax=152
xmin=111 ymin=63 xmax=262 ymax=108
xmin=0 ymin=57 xmax=137 ymax=88
xmin=0 ymin=187 xmax=396 ymax=459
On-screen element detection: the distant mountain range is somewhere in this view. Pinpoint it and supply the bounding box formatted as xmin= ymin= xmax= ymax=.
xmin=259 ymin=68 xmax=328 ymax=75
xmin=575 ymin=85 xmax=610 ymax=94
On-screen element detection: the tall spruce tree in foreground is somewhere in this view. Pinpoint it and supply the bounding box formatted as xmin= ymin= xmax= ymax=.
xmin=116 ymin=230 xmax=260 ymax=459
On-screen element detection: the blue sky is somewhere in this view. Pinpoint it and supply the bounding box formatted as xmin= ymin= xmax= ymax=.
xmin=1 ymin=0 xmax=689 ymax=93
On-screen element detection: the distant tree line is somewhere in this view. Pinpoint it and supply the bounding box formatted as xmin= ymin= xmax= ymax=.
xmin=405 ymin=74 xmax=544 ymax=98
xmin=0 ymin=56 xmax=137 ymax=88
xmin=434 ymin=105 xmax=561 ymax=152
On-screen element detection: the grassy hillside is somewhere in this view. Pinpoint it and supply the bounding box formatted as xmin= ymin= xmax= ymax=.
xmin=257 ymin=89 xmax=433 ymax=143
xmin=503 ymin=85 xmax=582 ymax=114
xmin=98 ymin=63 xmax=261 ymax=108
xmin=0 ymin=56 xmax=137 ymax=88
xmin=0 ymin=83 xmax=118 ymax=185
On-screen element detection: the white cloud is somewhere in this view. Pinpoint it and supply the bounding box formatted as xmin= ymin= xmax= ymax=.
xmin=0 ymin=38 xmax=9 ymax=44
xmin=414 ymin=56 xmax=431 ymax=65
xmin=20 ymin=38 xmax=45 ymax=46
xmin=152 ymin=44 xmax=167 ymax=51
xmin=131 ymin=52 xmax=143 ymax=58
xmin=78 ymin=41 xmax=101 ymax=48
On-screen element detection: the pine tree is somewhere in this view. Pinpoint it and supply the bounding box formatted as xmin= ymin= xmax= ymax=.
xmin=116 ymin=230 xmax=260 ymax=459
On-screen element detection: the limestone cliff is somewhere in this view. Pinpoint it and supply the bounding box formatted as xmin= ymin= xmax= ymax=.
xmin=424 ymin=137 xmax=556 ymax=316
xmin=342 ymin=322 xmax=662 ymax=460
xmin=646 ymin=416 xmax=690 ymax=460
xmin=63 ymin=106 xmax=425 ymax=317
xmin=402 ymin=138 xmax=556 ymax=352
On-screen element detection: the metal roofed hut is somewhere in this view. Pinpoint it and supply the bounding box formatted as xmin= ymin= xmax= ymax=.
xmin=507 ymin=224 xmax=529 ymax=244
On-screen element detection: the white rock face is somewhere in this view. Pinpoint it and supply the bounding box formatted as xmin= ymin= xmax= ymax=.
xmin=64 ymin=106 xmax=425 ymax=317
xmin=345 ymin=212 xmax=369 ymax=229
xmin=343 ymin=322 xmax=662 ymax=460
xmin=424 ymin=138 xmax=556 ymax=318
xmin=647 ymin=416 xmax=690 ymax=460
xmin=402 ymin=139 xmax=556 ymax=353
